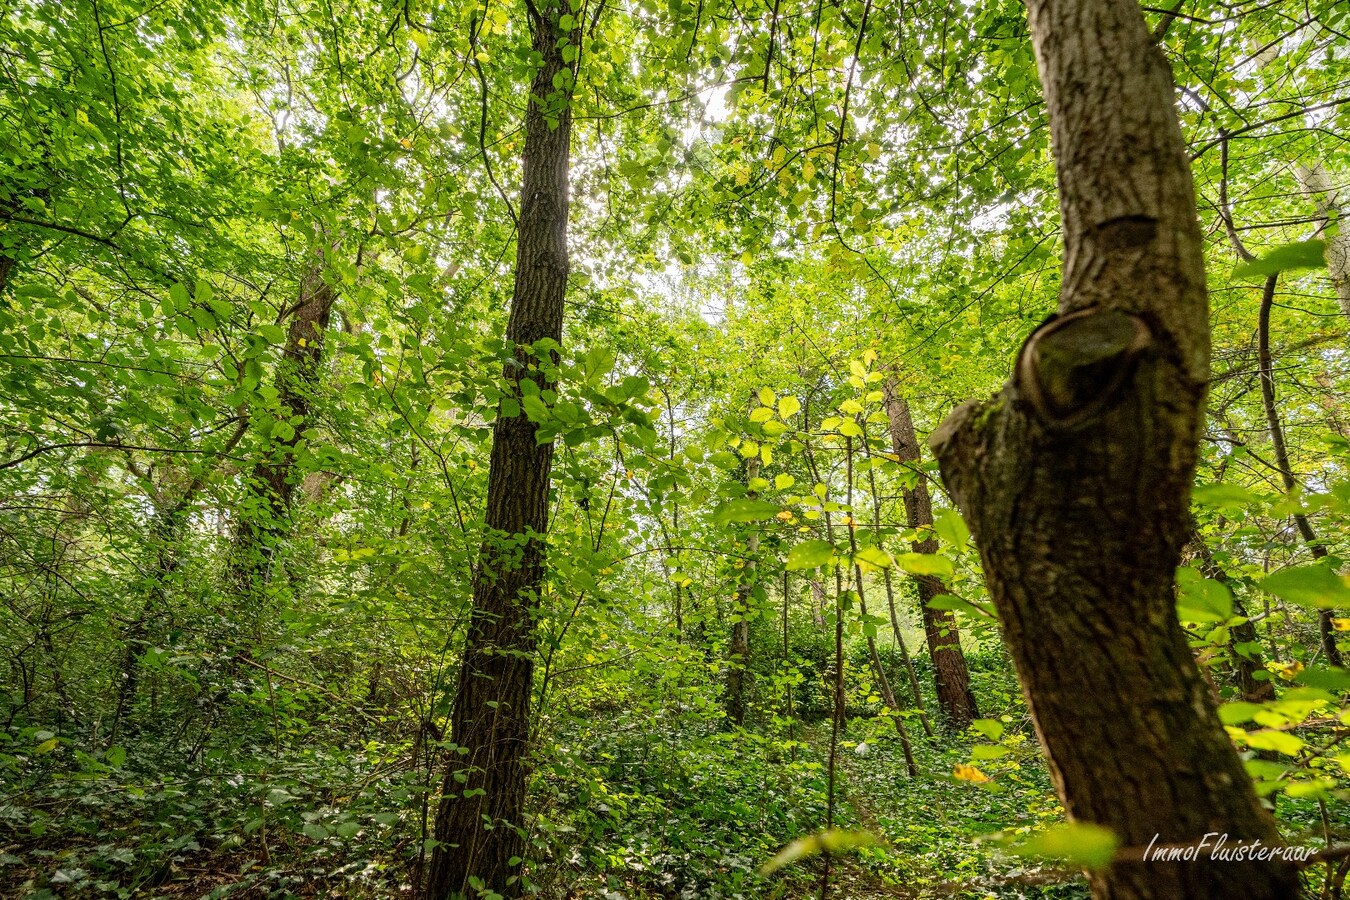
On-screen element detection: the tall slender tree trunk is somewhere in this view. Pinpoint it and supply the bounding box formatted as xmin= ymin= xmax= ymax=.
xmin=882 ymin=380 xmax=977 ymax=729
xmin=112 ymin=420 xmax=249 ymax=738
xmin=846 ymin=436 xmax=917 ymax=775
xmin=1296 ymin=163 xmax=1350 ymax=324
xmin=726 ymin=458 xmax=759 ymax=727
xmin=426 ymin=4 xmax=577 ymax=895
xmin=1257 ymin=274 xmax=1343 ymax=666
xmin=1188 ymin=530 xmax=1275 ymax=703
xmin=862 ymin=428 xmax=933 ymax=737
xmin=928 ymin=0 xmax=1300 ymax=896
xmin=227 ymin=255 xmax=337 ymax=615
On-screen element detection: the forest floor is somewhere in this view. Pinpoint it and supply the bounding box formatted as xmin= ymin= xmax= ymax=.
xmin=780 ymin=720 xmax=1089 ymax=900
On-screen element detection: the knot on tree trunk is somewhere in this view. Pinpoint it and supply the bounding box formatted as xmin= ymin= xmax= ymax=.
xmin=1016 ymin=307 xmax=1152 ymax=429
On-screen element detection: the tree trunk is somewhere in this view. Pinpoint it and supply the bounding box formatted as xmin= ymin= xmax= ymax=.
xmin=928 ymin=1 xmax=1300 ymax=896
xmin=882 ymin=380 xmax=977 ymax=729
xmin=1188 ymin=531 xmax=1275 ymax=703
xmin=1257 ymin=274 xmax=1343 ymax=666
xmin=847 ymin=438 xmax=917 ymax=775
xmin=862 ymin=432 xmax=934 ymax=737
xmin=1295 ymin=163 xmax=1350 ymax=324
xmin=726 ymin=457 xmax=760 ymax=727
xmin=227 ymin=255 xmax=337 ymax=615
xmin=112 ymin=420 xmax=249 ymax=738
xmin=426 ymin=4 xmax=576 ymax=895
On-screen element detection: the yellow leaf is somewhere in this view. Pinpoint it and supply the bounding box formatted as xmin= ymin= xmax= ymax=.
xmin=1333 ymin=618 xmax=1350 ymax=632
xmin=1272 ymin=660 xmax=1305 ymax=680
xmin=953 ymin=763 xmax=990 ymax=783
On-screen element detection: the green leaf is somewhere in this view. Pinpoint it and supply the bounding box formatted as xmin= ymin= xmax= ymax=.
xmin=302 ymin=822 xmax=330 ymax=841
xmin=759 ymin=829 xmax=881 ymax=876
xmin=1241 ymin=729 xmax=1306 ymax=756
xmin=1232 ymin=239 xmax=1327 ymax=279
xmin=1013 ymin=823 xmax=1119 ymax=871
xmin=778 ymin=396 xmax=801 ymax=418
xmin=758 ymin=387 xmax=776 ymax=406
xmin=258 ymin=323 xmax=287 ymax=344
xmin=972 ymin=719 xmax=1004 ymax=742
xmin=927 ymin=594 xmax=991 ymax=618
xmin=774 ymin=473 xmax=795 ymax=490
xmin=168 ymin=282 xmax=190 ymax=313
xmin=1261 ymin=563 xmax=1350 ymax=609
xmin=853 ymin=546 xmax=892 ymax=571
xmin=894 ymin=552 xmax=953 ymax=578
xmin=1192 ymin=482 xmax=1261 ymax=509
xmin=1217 ymin=702 xmax=1263 ymax=726
xmin=1294 ymin=667 xmax=1350 ymax=692
xmin=1175 ymin=566 xmax=1234 ymax=623
xmin=521 ymin=395 xmax=550 ymax=422
xmin=787 ymin=540 xmax=834 ymax=570
xmin=713 ymin=498 xmax=780 ymax=525
xmin=933 ymin=508 xmax=969 ymax=547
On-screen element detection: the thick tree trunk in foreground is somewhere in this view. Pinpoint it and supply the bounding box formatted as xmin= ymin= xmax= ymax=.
xmin=427 ymin=5 xmax=575 ymax=896
xmin=883 ymin=380 xmax=977 ymax=730
xmin=929 ymin=1 xmax=1301 ymax=897
xmin=227 ymin=257 xmax=336 ymax=611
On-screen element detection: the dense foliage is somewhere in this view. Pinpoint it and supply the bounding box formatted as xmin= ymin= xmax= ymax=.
xmin=2 ymin=0 xmax=1349 ymax=896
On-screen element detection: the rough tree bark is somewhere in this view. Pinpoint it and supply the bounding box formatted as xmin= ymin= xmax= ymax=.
xmin=426 ymin=3 xmax=577 ymax=895
xmin=928 ymin=1 xmax=1301 ymax=896
xmin=882 ymin=380 xmax=977 ymax=730
xmin=227 ymin=256 xmax=337 ymax=612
